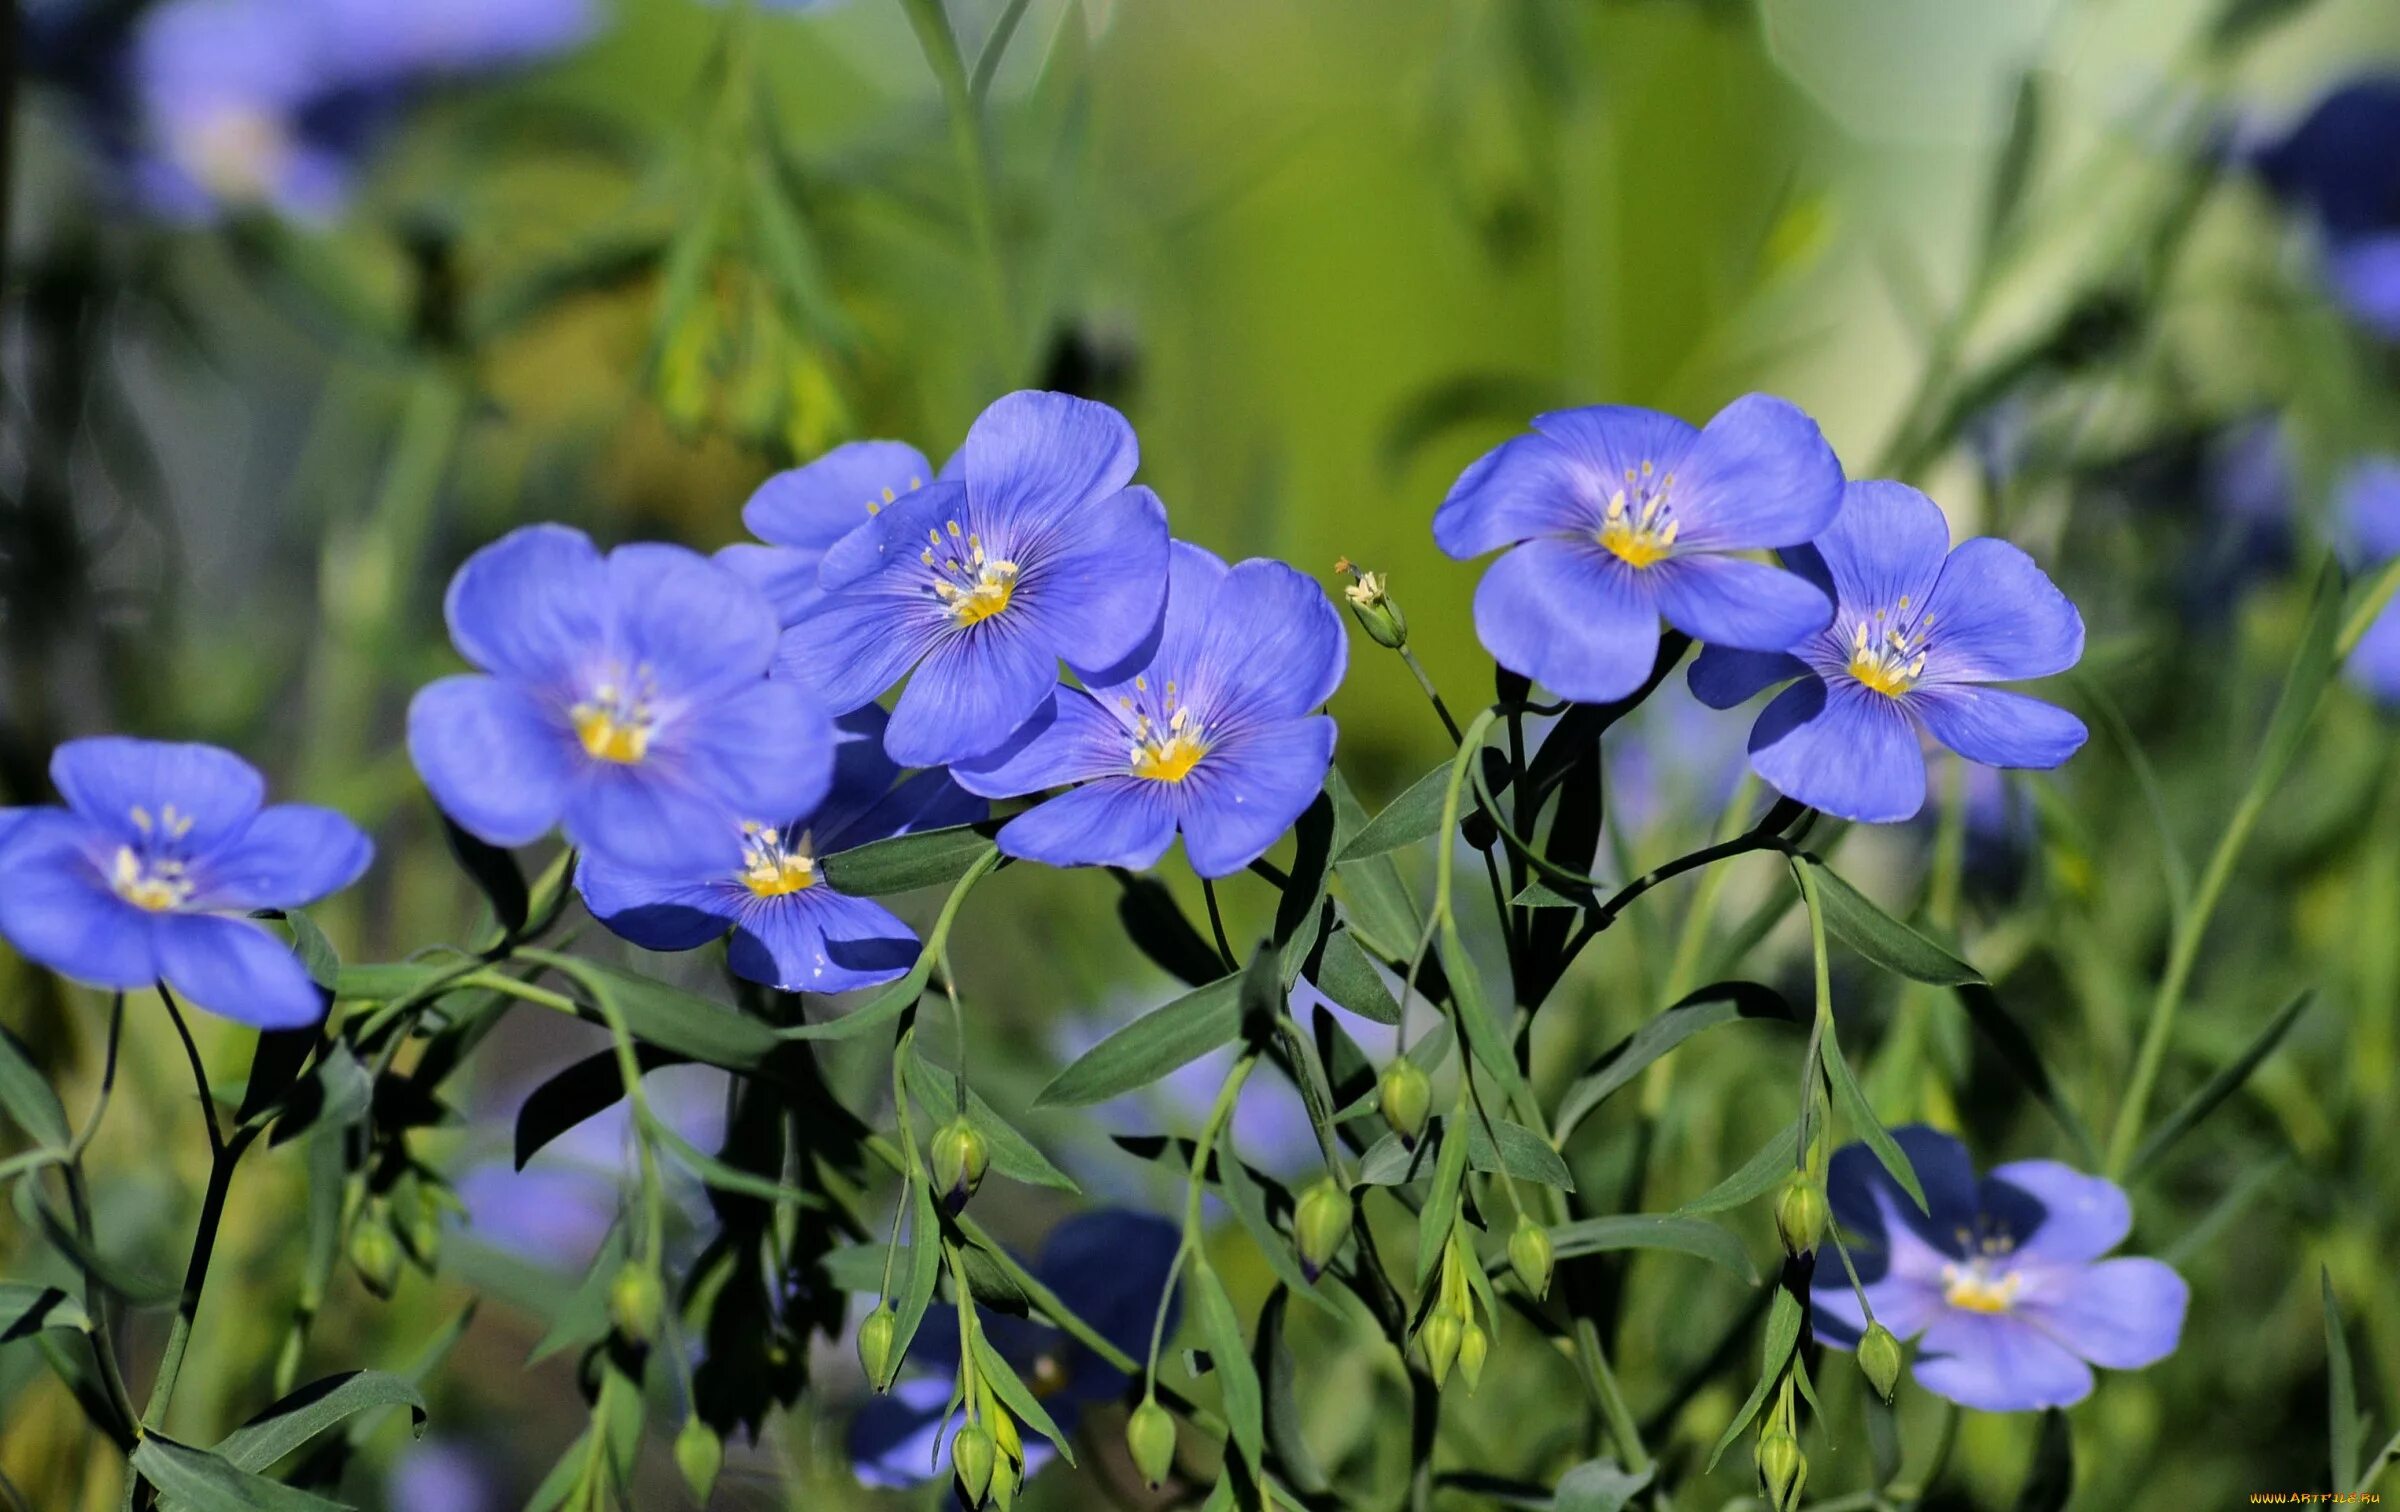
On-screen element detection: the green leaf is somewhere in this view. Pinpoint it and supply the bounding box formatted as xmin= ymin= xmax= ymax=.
xmin=332 ymin=959 xmax=478 ymax=1007
xmin=1553 ymin=1458 xmax=1654 ymax=1512
xmin=883 ymin=1180 xmax=944 ymax=1387
xmin=1325 ymin=769 xmax=1424 ymax=960
xmin=268 ymin=1041 xmax=372 ymax=1148
xmin=903 ymin=1057 xmax=1080 ymax=1195
xmin=2012 ymin=1408 xmax=2075 ymax=1512
xmin=2260 ymin=559 xmax=2344 ymax=797
xmin=21 ymin=1185 xmax=176 ymax=1305
xmin=518 ymin=952 xmax=786 ymax=1074
xmin=819 ymin=825 xmax=997 ymax=897
xmin=1804 ymin=858 xmax=1983 ymax=986
xmin=1953 ymin=984 xmax=2101 ymax=1166
xmin=1188 ymin=1255 xmax=1263 ymax=1477
xmin=1512 ymin=878 xmax=1592 ymax=911
xmin=1354 ymin=1115 xmax=1571 ymax=1190
xmin=1819 ymin=1011 xmax=1927 ymax=1212
xmin=131 ymin=1434 xmax=349 ymax=1511
xmin=1336 ymin=761 xmax=1455 ymax=862
xmin=1441 ymin=915 xmax=1535 ymax=1113
xmin=2131 ymin=989 xmax=2314 ymax=1177
xmin=1677 ymin=1120 xmax=1803 ymax=1216
xmin=1330 ymin=1020 xmax=1452 ymax=1121
xmin=214 ymin=1370 xmax=428 ymax=1473
xmin=529 ymin=1226 xmax=628 ymax=1365
xmin=437 ymin=814 xmax=528 ymax=938
xmin=1414 ymin=1116 xmax=1473 ymax=1288
xmin=1256 ymin=1288 xmax=1330 ymax=1494
xmin=1309 ymin=931 xmax=1401 ymax=1025
xmin=1034 ymin=974 xmax=1241 ymax=1108
xmin=0 ymin=1023 xmax=71 ymax=1150
xmin=972 ymin=1329 xmax=1077 ymax=1466
xmin=1544 ymin=1215 xmax=1756 ymax=1284
xmin=1705 ymin=1287 xmax=1802 ymax=1470
xmin=1555 ymin=983 xmax=1798 ymax=1140
xmin=0 ymin=1281 xmax=90 ymax=1340
xmin=2328 ymin=1269 xmax=2366 ymax=1495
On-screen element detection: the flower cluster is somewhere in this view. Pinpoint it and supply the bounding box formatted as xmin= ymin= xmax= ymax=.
xmin=1440 ymin=400 xmax=2089 ymax=823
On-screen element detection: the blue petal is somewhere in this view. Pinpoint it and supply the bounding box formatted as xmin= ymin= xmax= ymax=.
xmin=189 ymin=805 xmax=373 ymax=911
xmin=824 ymin=771 xmax=988 ymax=852
xmin=0 ymin=815 xmax=159 ymax=988
xmin=2338 ymin=455 xmax=2400 ymax=564
xmin=1035 ymin=1210 xmax=1182 ymax=1405
xmin=1920 ymin=538 xmax=2085 ymax=685
xmin=563 ymin=764 xmax=750 ymax=876
xmin=1827 ymin=1125 xmax=1978 ymax=1304
xmin=156 ymin=912 xmax=325 ymax=1029
xmin=1911 ymin=686 xmax=2087 ymax=771
xmin=1811 ymin=1266 xmax=1947 ymax=1351
xmin=714 ymin=543 xmax=826 ymax=627
xmin=1174 ymin=716 xmax=1337 ymax=880
xmin=774 ymin=576 xmax=950 ymax=714
xmin=848 ymin=1374 xmax=955 ymax=1488
xmin=994 ymin=777 xmax=1178 ymax=872
xmin=1979 ymin=1161 xmax=2130 ymax=1263
xmin=885 ymin=620 xmax=1060 ymax=769
xmin=1687 ymin=647 xmax=1806 ymax=709
xmin=2016 ymin=1257 xmax=2187 ymax=1370
xmin=1186 ymin=558 xmax=1348 ymax=727
xmin=961 ymin=390 xmax=1140 ymax=543
xmin=52 ymin=737 xmax=264 ymax=849
xmin=1435 ymin=410 xmax=1686 ymax=559
xmin=2329 ymin=234 xmax=2400 ymax=339
xmin=1087 ymin=540 xmax=1227 ymax=708
xmin=2251 ymin=79 xmax=2400 ymax=236
xmin=1648 ymin=554 xmax=1831 ymax=654
xmin=2347 ymin=600 xmax=2400 ymax=704
xmin=1799 ymin=481 xmax=1951 ymax=625
xmin=1017 ymin=485 xmax=1171 ymax=685
xmin=1471 ymin=538 xmax=1661 ymax=704
xmin=950 ymin=689 xmax=1130 ymax=798
xmin=808 ymin=707 xmax=906 ymax=838
xmin=407 ymin=675 xmax=576 ymax=849
xmin=660 ymin=677 xmax=837 ymax=838
xmin=442 ymin=524 xmax=609 ymax=687
xmin=1662 ymin=394 xmax=1844 ymax=553
xmin=743 ymin=441 xmax=933 ymax=550
xmin=603 ymin=543 xmax=780 ymax=703
xmin=728 ymin=888 xmax=916 ymax=993
xmin=815 ymin=481 xmax=968 ymax=593
xmin=1913 ymin=1311 xmax=2094 ymax=1412
xmin=576 ymin=862 xmax=734 ymax=952
xmin=1747 ymin=675 xmax=1928 ymax=823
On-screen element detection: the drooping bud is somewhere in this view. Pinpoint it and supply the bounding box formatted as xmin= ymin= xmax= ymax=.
xmin=1858 ymin=1321 xmax=1903 ymax=1403
xmin=989 ymin=1451 xmax=1021 ymax=1512
xmin=1456 ymin=1319 xmax=1489 ymax=1393
xmin=930 ymin=1117 xmax=989 ymax=1214
xmin=1775 ymin=1175 xmax=1827 ymax=1256
xmin=1420 ymin=1310 xmax=1463 ymax=1387
xmin=1126 ymin=1396 xmax=1177 ymax=1488
xmin=1337 ymin=563 xmax=1409 ymax=649
xmin=347 ymin=1208 xmax=401 ymax=1299
xmin=674 ymin=1417 xmax=723 ymax=1501
xmin=858 ymin=1304 xmax=897 ymax=1389
xmin=1507 ymin=1218 xmax=1555 ymax=1301
xmin=951 ymin=1424 xmax=996 ymax=1505
xmin=1293 ymin=1180 xmax=1353 ymax=1281
xmin=1379 ymin=1058 xmax=1432 ymax=1148
xmin=1756 ymin=1426 xmax=1806 ymax=1512
xmin=608 ymin=1263 xmax=664 ymax=1344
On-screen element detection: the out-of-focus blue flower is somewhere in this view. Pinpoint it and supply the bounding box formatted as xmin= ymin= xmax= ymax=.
xmin=1690 ymin=482 xmax=2087 ymax=824
xmin=1605 ymin=679 xmax=1751 ymax=839
xmin=776 ymin=391 xmax=1171 ymax=768
xmin=1813 ymin=1126 xmax=2187 ymax=1413
xmin=408 ymin=524 xmax=836 ymax=877
xmin=953 ymin=542 xmax=1344 ymax=880
xmin=576 ymin=706 xmax=985 ymax=993
xmin=384 ymin=1440 xmax=500 ymax=1512
xmin=0 ymin=738 xmax=369 ymax=1028
xmin=718 ymin=442 xmax=941 ymax=628
xmin=2338 ymin=457 xmax=2400 ymax=704
xmin=2250 ymin=77 xmax=2400 ymax=339
xmin=1432 ymin=395 xmax=1844 ymax=704
xmin=850 ymin=1209 xmax=1179 ymax=1489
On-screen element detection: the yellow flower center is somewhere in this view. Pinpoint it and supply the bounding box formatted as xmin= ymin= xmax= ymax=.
xmin=739 ymin=823 xmax=818 ymax=898
xmin=111 ymin=846 xmax=192 ymax=913
xmin=571 ymin=674 xmax=656 ymax=764
xmin=1124 ymin=680 xmax=1209 ymax=783
xmin=922 ymin=520 xmax=1020 ymax=627
xmin=1846 ymin=601 xmax=1935 ymax=698
xmin=1597 ymin=463 xmax=1680 ymax=569
xmin=1940 ymin=1261 xmax=2023 ymax=1315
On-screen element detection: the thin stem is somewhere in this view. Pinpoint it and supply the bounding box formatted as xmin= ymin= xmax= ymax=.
xmin=62 ymin=995 xmax=138 ymax=1443
xmin=1201 ymin=878 xmax=1238 ymax=973
xmin=897 ymin=0 xmax=1016 ymax=375
xmin=939 ymin=948 xmax=969 ymax=1113
xmin=69 ymin=994 xmax=125 ymax=1158
xmin=967 ymin=0 xmax=1036 ymax=103
xmin=1397 ymin=646 xmax=1465 ymax=744
xmin=158 ymin=986 xmax=225 ymax=1158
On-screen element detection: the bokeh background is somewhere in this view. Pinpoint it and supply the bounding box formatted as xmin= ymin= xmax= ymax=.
xmin=4 ymin=0 xmax=2400 ymax=1507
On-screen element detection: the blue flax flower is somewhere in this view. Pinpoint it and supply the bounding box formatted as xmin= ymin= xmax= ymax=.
xmin=851 ymin=1209 xmax=1179 ymax=1489
xmin=776 ymin=391 xmax=1170 ymax=768
xmin=1689 ymin=481 xmax=2086 ymax=824
xmin=1432 ymin=395 xmax=1844 ymax=703
xmin=408 ymin=524 xmax=835 ymax=877
xmin=952 ymin=541 xmax=1344 ymax=879
xmin=2339 ymin=457 xmax=2400 ymax=704
xmin=718 ymin=441 xmax=940 ymax=627
xmin=0 ymin=738 xmax=370 ymax=1028
xmin=576 ymin=706 xmax=984 ymax=992
xmin=1813 ymin=1127 xmax=2187 ymax=1413
xmin=2250 ymin=76 xmax=2400 ymax=339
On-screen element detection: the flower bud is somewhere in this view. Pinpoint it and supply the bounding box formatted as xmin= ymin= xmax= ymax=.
xmin=1775 ymin=1175 xmax=1827 ymax=1256
xmin=1858 ymin=1321 xmax=1903 ymax=1403
xmin=1420 ymin=1310 xmax=1463 ymax=1387
xmin=1507 ymin=1218 xmax=1555 ymax=1301
xmin=989 ymin=1452 xmax=1021 ymax=1512
xmin=1126 ymin=1396 xmax=1177 ymax=1488
xmin=674 ymin=1417 xmax=723 ymax=1501
xmin=930 ymin=1117 xmax=989 ymax=1214
xmin=858 ymin=1304 xmax=897 ymax=1389
xmin=1379 ymin=1059 xmax=1431 ymax=1149
xmin=1340 ymin=568 xmax=1409 ymax=649
xmin=347 ymin=1209 xmax=401 ymax=1299
xmin=1456 ymin=1319 xmax=1489 ymax=1393
xmin=1293 ymin=1180 xmax=1353 ymax=1281
xmin=951 ymin=1424 xmax=996 ymax=1505
xmin=608 ymin=1263 xmax=664 ymax=1344
xmin=1756 ymin=1426 xmax=1807 ymax=1512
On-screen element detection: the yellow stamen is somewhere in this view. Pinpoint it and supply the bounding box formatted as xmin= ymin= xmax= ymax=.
xmin=1596 ymin=475 xmax=1681 ymax=569
xmin=574 ymin=708 xmax=651 ymax=764
xmin=111 ymin=847 xmax=191 ymax=912
xmin=1941 ymin=1263 xmax=2022 ymax=1315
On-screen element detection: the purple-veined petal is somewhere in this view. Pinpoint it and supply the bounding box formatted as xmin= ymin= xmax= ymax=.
xmin=1185 ymin=558 xmax=1348 ymax=727
xmin=2016 ymin=1257 xmax=2188 ymax=1370
xmin=1828 ymin=1125 xmax=1977 ymax=1289
xmin=885 ymin=618 xmax=1060 ymax=769
xmin=2329 ymin=234 xmax=2400 ymax=341
xmin=1911 ymin=686 xmax=2087 ymax=771
xmin=1173 ymin=715 xmax=1336 ymax=880
xmin=189 ymin=804 xmax=372 ymax=911
xmin=715 ymin=543 xmax=826 ymax=627
xmin=950 ymin=689 xmax=1132 ymax=799
xmin=1913 ymin=1311 xmax=2095 ymax=1412
xmin=155 ymin=912 xmax=325 ymax=1029
xmin=1016 ymin=486 xmax=1171 ymax=685
xmin=994 ymin=777 xmax=1178 ymax=872
xmin=604 ymin=543 xmax=780 ymax=702
xmin=1471 ymin=538 xmax=1662 ymax=704
xmin=816 ymin=481 xmax=968 ymax=592
xmin=1531 ymin=405 xmax=1701 ymax=491
xmin=1688 ymin=646 xmax=1807 ymax=709
xmin=1648 ymin=553 xmax=1832 ymax=654
xmin=727 ymin=887 xmax=916 ymax=993
xmin=775 ymin=573 xmax=951 ymax=712
xmin=407 ymin=675 xmax=577 ymax=849
xmin=1747 ymin=674 xmax=1928 ymax=823
xmin=2346 ymin=600 xmax=2400 ymax=705
xmin=825 ymin=770 xmax=988 ymax=852
xmin=961 ymin=390 xmax=1140 ymax=544
xmin=1089 ymin=541 xmax=1226 ymax=707
xmin=442 ymin=523 xmax=609 ymax=687
xmin=52 ymin=737 xmax=265 ymax=849
xmin=661 ymin=678 xmax=836 ymax=835
xmin=576 ymin=862 xmax=735 ymax=952
xmin=0 ymin=815 xmax=159 ymax=988
xmin=1799 ymin=481 xmax=1951 ymax=622
xmin=1658 ymin=394 xmax=1844 ymax=553
xmin=743 ymin=441 xmax=933 ymax=550
xmin=1919 ymin=537 xmax=2085 ymax=685
xmin=1980 ymin=1161 xmax=2130 ymax=1263
xmin=1436 ymin=406 xmax=1697 ymax=560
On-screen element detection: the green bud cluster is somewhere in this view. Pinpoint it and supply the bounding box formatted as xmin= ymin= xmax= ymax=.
xmin=1379 ymin=1058 xmax=1432 ymax=1148
xmin=1775 ymin=1174 xmax=1827 ymax=1256
xmin=1507 ymin=1217 xmax=1555 ymax=1301
xmin=1294 ymin=1179 xmax=1353 ymax=1282
xmin=1755 ymin=1377 xmax=1807 ymax=1512
xmin=1419 ymin=1220 xmax=1492 ymax=1392
xmin=931 ymin=1116 xmax=990 ymax=1215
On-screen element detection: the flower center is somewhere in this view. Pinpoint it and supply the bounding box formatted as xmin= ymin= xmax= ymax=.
xmin=1123 ymin=678 xmax=1209 ymax=783
xmin=1597 ymin=463 xmax=1680 ymax=569
xmin=180 ymin=105 xmax=295 ymax=203
xmin=739 ymin=823 xmax=818 ymax=898
xmin=1940 ymin=1259 xmax=2023 ymax=1314
xmin=922 ymin=521 xmax=1020 ymax=627
xmin=572 ymin=672 xmax=656 ymax=764
xmin=111 ymin=845 xmax=193 ymax=913
xmin=1846 ymin=601 xmax=1935 ymax=698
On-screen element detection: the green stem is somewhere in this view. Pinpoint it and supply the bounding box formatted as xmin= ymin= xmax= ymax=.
xmin=897 ymin=0 xmax=1016 ymax=376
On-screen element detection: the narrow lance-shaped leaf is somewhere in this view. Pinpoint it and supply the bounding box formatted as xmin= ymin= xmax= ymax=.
xmin=1802 ymin=856 xmax=1983 ymax=987
xmin=1188 ymin=1255 xmax=1263 ymax=1477
xmin=213 ymin=1370 xmax=429 ymax=1473
xmin=2131 ymin=989 xmax=2314 ymax=1177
